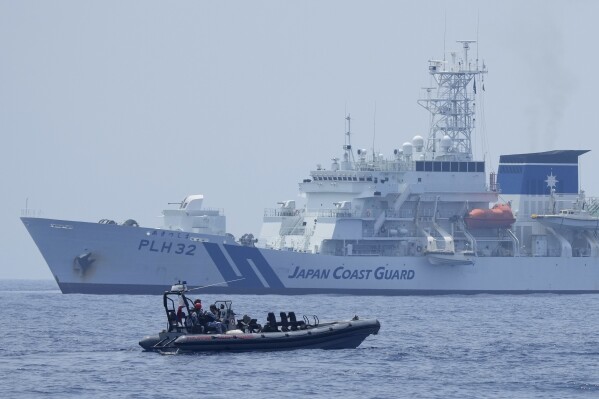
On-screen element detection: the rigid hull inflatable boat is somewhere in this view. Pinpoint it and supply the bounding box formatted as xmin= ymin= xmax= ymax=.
xmin=139 ymin=282 xmax=380 ymax=353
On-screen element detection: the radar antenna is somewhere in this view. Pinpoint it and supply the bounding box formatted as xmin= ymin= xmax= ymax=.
xmin=417 ymin=40 xmax=486 ymax=160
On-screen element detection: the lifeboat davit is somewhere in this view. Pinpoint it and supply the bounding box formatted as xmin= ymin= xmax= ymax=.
xmin=464 ymin=204 xmax=515 ymax=229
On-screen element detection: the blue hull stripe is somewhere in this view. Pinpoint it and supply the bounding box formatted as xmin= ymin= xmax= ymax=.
xmin=203 ymin=243 xmax=249 ymax=287
xmin=223 ymin=245 xmax=284 ymax=289
xmin=203 ymin=243 xmax=285 ymax=289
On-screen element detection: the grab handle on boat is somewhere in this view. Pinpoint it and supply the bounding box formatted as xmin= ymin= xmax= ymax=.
xmin=303 ymin=314 xmax=319 ymax=327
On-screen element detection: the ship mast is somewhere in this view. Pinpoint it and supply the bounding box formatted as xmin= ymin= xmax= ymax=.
xmin=342 ymin=114 xmax=355 ymax=169
xmin=417 ymin=40 xmax=486 ymax=160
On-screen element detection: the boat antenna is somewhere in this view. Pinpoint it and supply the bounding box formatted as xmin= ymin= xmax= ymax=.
xmin=186 ymin=277 xmax=246 ymax=292
xmin=345 ymin=112 xmax=351 ymax=147
xmin=443 ymin=11 xmax=447 ymax=62
xmin=372 ymin=102 xmax=377 ymax=162
xmin=476 ymin=12 xmax=480 ymax=67
xmin=344 ymin=113 xmax=355 ymax=165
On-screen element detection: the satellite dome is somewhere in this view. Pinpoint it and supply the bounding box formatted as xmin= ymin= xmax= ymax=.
xmin=440 ymin=135 xmax=452 ymax=151
xmin=412 ymin=135 xmax=424 ymax=151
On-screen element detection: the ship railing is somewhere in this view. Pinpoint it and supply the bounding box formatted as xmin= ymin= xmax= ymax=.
xmin=585 ymin=197 xmax=599 ymax=216
xmin=266 ymin=207 xmax=438 ymax=219
xmin=21 ymin=209 xmax=43 ymax=217
xmin=347 ymin=249 xmax=384 ymax=256
xmin=165 ymin=207 xmax=224 ymax=216
xmin=352 ymin=159 xmax=415 ymax=172
xmin=279 ymin=227 xmax=307 ymax=236
xmin=199 ymin=207 xmax=223 ymax=213
xmin=264 ymin=209 xmax=304 ymax=217
xmin=264 ymin=208 xmax=359 ymax=218
xmin=384 ymin=209 xmax=412 ymax=219
xmin=519 ymin=249 xmax=561 ymax=257
xmin=374 ymin=208 xmax=435 ymax=219
xmin=370 ymin=229 xmax=417 ymax=238
xmin=189 ymin=207 xmax=224 ymax=216
xmin=310 ymin=209 xmax=357 ymax=218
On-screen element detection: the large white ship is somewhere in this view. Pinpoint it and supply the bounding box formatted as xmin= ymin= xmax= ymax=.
xmin=22 ymin=41 xmax=599 ymax=294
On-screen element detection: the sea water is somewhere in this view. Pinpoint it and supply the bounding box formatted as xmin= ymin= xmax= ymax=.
xmin=1 ymin=280 xmax=599 ymax=399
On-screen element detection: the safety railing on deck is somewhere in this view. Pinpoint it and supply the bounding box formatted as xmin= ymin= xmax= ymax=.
xmin=264 ymin=208 xmax=359 ymax=218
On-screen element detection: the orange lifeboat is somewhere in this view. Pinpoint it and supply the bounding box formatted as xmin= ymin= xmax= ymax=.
xmin=464 ymin=204 xmax=515 ymax=229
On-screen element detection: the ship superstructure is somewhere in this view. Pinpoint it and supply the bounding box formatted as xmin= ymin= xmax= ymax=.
xmin=260 ymin=41 xmax=502 ymax=263
xmin=21 ymin=41 xmax=599 ymax=294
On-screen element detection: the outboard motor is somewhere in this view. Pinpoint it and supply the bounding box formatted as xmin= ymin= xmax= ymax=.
xmin=123 ymin=219 xmax=139 ymax=227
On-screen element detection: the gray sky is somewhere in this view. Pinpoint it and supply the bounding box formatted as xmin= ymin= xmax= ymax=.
xmin=2 ymin=0 xmax=598 ymax=279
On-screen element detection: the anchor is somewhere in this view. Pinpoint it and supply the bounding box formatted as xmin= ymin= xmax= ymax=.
xmin=73 ymin=252 xmax=95 ymax=276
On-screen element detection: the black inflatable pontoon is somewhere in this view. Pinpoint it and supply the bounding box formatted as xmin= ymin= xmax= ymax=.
xmin=139 ymin=282 xmax=380 ymax=353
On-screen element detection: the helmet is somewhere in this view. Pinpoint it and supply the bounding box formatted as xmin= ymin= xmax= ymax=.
xmin=194 ymin=302 xmax=202 ymax=310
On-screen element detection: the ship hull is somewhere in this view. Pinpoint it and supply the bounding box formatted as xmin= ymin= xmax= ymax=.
xmin=22 ymin=217 xmax=599 ymax=295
